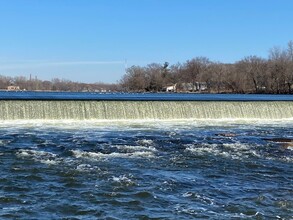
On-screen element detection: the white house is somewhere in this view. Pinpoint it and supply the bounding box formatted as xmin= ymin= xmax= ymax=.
xmin=7 ymin=86 xmax=20 ymax=91
xmin=162 ymin=84 xmax=176 ymax=92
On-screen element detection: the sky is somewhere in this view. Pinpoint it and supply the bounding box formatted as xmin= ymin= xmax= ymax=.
xmin=0 ymin=0 xmax=293 ymax=83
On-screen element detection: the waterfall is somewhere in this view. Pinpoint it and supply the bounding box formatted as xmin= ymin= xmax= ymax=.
xmin=0 ymin=100 xmax=293 ymax=120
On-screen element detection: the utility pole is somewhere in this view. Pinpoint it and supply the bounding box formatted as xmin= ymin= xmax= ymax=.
xmin=124 ymin=59 xmax=128 ymax=73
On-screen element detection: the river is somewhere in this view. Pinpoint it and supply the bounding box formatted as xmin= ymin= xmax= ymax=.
xmin=0 ymin=92 xmax=292 ymax=219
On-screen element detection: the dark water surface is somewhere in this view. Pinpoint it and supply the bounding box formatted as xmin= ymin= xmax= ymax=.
xmin=0 ymin=120 xmax=292 ymax=219
xmin=1 ymin=91 xmax=293 ymax=101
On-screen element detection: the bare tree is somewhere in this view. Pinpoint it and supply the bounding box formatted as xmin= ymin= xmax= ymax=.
xmin=168 ymin=63 xmax=183 ymax=91
xmin=287 ymin=41 xmax=293 ymax=61
xmin=0 ymin=75 xmax=12 ymax=89
xmin=268 ymin=47 xmax=289 ymax=93
xmin=235 ymin=56 xmax=267 ymax=93
xmin=221 ymin=64 xmax=246 ymax=93
xmin=207 ymin=62 xmax=227 ymax=93
xmin=183 ymin=57 xmax=210 ymax=92
xmin=145 ymin=63 xmax=164 ymax=92
xmin=120 ymin=66 xmax=147 ymax=92
xmin=285 ymin=41 xmax=293 ymax=93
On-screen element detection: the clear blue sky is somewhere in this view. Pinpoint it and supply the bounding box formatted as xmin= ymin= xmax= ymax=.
xmin=0 ymin=0 xmax=292 ymax=83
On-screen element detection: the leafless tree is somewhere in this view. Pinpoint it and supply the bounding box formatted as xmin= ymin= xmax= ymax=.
xmin=144 ymin=63 xmax=163 ymax=92
xmin=268 ymin=47 xmax=289 ymax=93
xmin=236 ymin=56 xmax=267 ymax=93
xmin=120 ymin=66 xmax=148 ymax=92
xmin=207 ymin=62 xmax=227 ymax=93
xmin=182 ymin=57 xmax=210 ymax=92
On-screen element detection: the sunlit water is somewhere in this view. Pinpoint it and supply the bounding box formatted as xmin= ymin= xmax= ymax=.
xmin=0 ymin=119 xmax=292 ymax=219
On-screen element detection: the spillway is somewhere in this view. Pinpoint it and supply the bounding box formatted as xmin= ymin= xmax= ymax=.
xmin=0 ymin=100 xmax=293 ymax=120
xmin=1 ymin=95 xmax=293 ymax=219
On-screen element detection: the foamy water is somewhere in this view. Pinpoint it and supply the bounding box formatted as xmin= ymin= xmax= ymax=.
xmin=0 ymin=120 xmax=292 ymax=219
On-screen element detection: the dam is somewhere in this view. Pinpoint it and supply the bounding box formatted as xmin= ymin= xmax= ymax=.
xmin=1 ymin=100 xmax=293 ymax=120
xmin=0 ymin=92 xmax=292 ymax=219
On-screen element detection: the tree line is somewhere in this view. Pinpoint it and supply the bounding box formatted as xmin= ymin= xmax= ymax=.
xmin=120 ymin=41 xmax=293 ymax=94
xmin=1 ymin=41 xmax=293 ymax=93
xmin=0 ymin=75 xmax=118 ymax=92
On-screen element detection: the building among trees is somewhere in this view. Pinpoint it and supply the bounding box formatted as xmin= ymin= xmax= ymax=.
xmin=7 ymin=85 xmax=20 ymax=91
xmin=0 ymin=41 xmax=292 ymax=94
xmin=120 ymin=40 xmax=293 ymax=94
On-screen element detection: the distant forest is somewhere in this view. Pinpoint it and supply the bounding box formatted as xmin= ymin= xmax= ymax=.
xmin=121 ymin=41 xmax=293 ymax=94
xmin=1 ymin=41 xmax=293 ymax=94
xmin=0 ymin=76 xmax=119 ymax=92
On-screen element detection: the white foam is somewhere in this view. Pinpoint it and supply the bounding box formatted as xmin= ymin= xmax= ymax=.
xmin=185 ymin=142 xmax=260 ymax=160
xmin=17 ymin=149 xmax=56 ymax=157
xmin=0 ymin=140 xmax=6 ymax=146
xmin=111 ymin=174 xmax=136 ymax=186
xmin=39 ymin=159 xmax=58 ymax=165
xmin=174 ymin=204 xmax=206 ymax=215
xmin=136 ymin=139 xmax=154 ymax=146
xmin=115 ymin=145 xmax=157 ymax=152
xmin=16 ymin=149 xmax=59 ymax=165
xmin=279 ymin=156 xmax=293 ymax=163
xmin=76 ymin=163 xmax=101 ymax=172
xmin=1 ymin=118 xmax=293 ymax=130
xmin=71 ymin=149 xmax=155 ymax=160
xmin=223 ymin=143 xmax=250 ymax=150
xmin=182 ymin=192 xmax=215 ymax=205
xmin=182 ymin=192 xmax=193 ymax=198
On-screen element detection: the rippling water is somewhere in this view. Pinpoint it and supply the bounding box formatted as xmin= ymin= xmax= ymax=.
xmin=0 ymin=120 xmax=292 ymax=219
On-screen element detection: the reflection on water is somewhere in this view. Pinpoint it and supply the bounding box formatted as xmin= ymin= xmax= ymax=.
xmin=0 ymin=120 xmax=292 ymax=219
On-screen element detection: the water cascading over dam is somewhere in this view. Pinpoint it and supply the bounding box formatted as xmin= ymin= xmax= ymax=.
xmin=1 ymin=100 xmax=293 ymax=120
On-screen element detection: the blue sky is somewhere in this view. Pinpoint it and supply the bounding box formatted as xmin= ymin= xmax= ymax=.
xmin=0 ymin=0 xmax=292 ymax=83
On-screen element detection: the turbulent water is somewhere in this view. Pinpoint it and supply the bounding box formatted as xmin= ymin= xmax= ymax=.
xmin=0 ymin=120 xmax=292 ymax=219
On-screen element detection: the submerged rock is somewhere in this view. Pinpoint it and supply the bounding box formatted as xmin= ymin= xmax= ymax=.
xmin=264 ymin=138 xmax=293 ymax=143
xmin=264 ymin=138 xmax=293 ymax=149
xmin=281 ymin=142 xmax=293 ymax=149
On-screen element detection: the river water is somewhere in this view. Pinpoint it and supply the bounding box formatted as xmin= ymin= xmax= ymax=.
xmin=0 ymin=93 xmax=292 ymax=219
